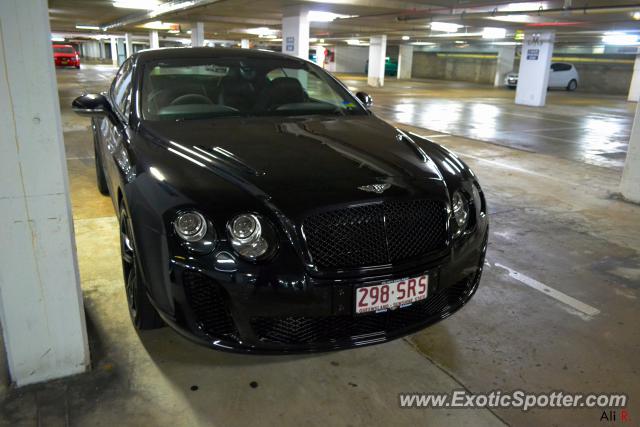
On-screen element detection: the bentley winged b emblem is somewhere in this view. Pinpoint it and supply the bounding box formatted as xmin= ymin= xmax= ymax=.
xmin=358 ymin=183 xmax=392 ymax=194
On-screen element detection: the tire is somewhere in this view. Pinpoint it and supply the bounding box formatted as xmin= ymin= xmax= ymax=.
xmin=93 ymin=134 xmax=109 ymax=196
xmin=75 ymin=65 xmax=80 ymax=69
xmin=119 ymin=206 xmax=164 ymax=330
xmin=508 ymin=86 xmax=516 ymax=90
xmin=566 ymin=79 xmax=577 ymax=91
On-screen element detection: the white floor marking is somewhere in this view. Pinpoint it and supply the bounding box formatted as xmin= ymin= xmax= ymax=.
xmin=494 ymin=262 xmax=601 ymax=321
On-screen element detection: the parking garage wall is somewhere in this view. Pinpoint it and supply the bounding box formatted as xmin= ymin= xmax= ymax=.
xmin=412 ymin=52 xmax=497 ymax=84
xmin=412 ymin=51 xmax=634 ymax=94
xmin=334 ymin=45 xmax=369 ymax=73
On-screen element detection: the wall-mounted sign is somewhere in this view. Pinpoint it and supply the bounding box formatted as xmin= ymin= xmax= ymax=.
xmin=526 ymin=48 xmax=539 ymax=60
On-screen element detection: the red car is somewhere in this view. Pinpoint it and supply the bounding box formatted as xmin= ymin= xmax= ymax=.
xmin=53 ymin=44 xmax=80 ymax=68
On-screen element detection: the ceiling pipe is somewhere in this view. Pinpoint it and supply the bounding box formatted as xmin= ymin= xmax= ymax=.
xmin=396 ymin=3 xmax=640 ymax=22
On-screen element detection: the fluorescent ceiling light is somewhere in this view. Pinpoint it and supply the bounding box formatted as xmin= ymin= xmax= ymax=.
xmin=244 ymin=27 xmax=277 ymax=36
xmin=431 ymin=32 xmax=483 ymax=38
xmin=308 ymin=11 xmax=356 ymax=22
xmin=498 ymin=2 xmax=548 ymax=12
xmin=487 ymin=14 xmax=537 ymax=23
xmin=633 ymin=11 xmax=640 ymax=20
xmin=482 ymin=27 xmax=507 ymax=39
xmin=75 ymin=24 xmax=100 ymax=30
xmin=411 ymin=41 xmax=436 ymax=46
xmin=346 ymin=39 xmax=368 ymax=46
xmin=493 ymin=41 xmax=520 ymax=46
xmin=113 ymin=0 xmax=159 ymax=9
xmin=430 ymin=22 xmax=463 ymax=32
xmin=402 ymin=35 xmax=410 ymax=41
xmin=51 ymin=36 xmax=65 ymax=42
xmin=602 ymin=32 xmax=639 ymax=46
xmin=141 ymin=21 xmax=178 ymax=30
xmin=454 ymin=40 xmax=465 ymax=44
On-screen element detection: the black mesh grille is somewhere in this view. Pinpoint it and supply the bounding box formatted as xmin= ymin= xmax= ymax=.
xmin=251 ymin=272 xmax=478 ymax=345
xmin=182 ymin=270 xmax=238 ymax=340
xmin=303 ymin=199 xmax=447 ymax=269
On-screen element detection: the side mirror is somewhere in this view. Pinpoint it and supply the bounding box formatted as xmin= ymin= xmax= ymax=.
xmin=355 ymin=91 xmax=373 ymax=108
xmin=72 ymin=93 xmax=112 ymax=117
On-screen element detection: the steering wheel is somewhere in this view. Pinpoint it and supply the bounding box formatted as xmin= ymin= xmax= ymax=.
xmin=170 ymin=94 xmax=213 ymax=105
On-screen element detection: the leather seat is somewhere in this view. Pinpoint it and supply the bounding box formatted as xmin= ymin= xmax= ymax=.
xmin=253 ymin=77 xmax=307 ymax=112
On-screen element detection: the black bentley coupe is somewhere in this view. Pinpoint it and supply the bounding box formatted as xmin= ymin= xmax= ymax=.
xmin=73 ymin=47 xmax=488 ymax=353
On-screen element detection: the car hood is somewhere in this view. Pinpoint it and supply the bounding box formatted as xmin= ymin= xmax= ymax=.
xmin=142 ymin=115 xmax=447 ymax=215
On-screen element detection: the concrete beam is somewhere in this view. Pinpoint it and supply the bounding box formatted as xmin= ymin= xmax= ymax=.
xmin=191 ymin=22 xmax=205 ymax=47
xmin=110 ymin=36 xmax=118 ymax=66
xmin=124 ymin=33 xmax=133 ymax=58
xmin=368 ymin=35 xmax=387 ymax=87
xmin=150 ymin=30 xmax=159 ymax=49
xmin=281 ymin=6 xmax=309 ymax=60
xmin=515 ymin=31 xmax=555 ymax=107
xmin=628 ymin=51 xmax=640 ymax=102
xmin=397 ymin=44 xmax=413 ymax=80
xmin=620 ymin=101 xmax=640 ymax=203
xmin=494 ymin=46 xmax=515 ymax=87
xmin=0 ymin=0 xmax=89 ymax=387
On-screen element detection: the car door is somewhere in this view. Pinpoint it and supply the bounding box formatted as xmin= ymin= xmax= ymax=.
xmin=99 ymin=59 xmax=135 ymax=199
xmin=549 ymin=63 xmax=571 ymax=88
xmin=548 ymin=63 xmax=562 ymax=87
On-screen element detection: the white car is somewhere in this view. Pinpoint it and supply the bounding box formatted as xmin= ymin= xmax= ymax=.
xmin=504 ymin=62 xmax=580 ymax=91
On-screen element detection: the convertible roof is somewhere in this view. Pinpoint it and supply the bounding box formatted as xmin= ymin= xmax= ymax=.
xmin=133 ymin=47 xmax=307 ymax=65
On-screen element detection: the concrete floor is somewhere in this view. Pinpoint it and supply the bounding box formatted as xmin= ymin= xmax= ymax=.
xmin=1 ymin=66 xmax=639 ymax=427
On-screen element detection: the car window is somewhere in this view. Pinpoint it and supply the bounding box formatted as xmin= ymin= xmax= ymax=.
xmin=140 ymin=57 xmax=366 ymax=121
xmin=53 ymin=46 xmax=75 ymax=54
xmin=112 ymin=60 xmax=133 ymax=119
xmin=551 ymin=63 xmax=572 ymax=72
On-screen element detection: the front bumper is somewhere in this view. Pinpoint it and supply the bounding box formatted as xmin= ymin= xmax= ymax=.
xmin=151 ymin=226 xmax=488 ymax=354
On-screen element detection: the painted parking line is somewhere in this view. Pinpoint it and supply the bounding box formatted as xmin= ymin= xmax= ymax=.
xmin=493 ymin=262 xmax=601 ymax=321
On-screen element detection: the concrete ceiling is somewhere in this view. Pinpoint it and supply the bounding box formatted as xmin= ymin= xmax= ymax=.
xmin=49 ymin=0 xmax=640 ymax=45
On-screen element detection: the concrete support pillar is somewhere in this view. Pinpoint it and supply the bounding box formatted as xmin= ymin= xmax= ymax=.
xmin=150 ymin=30 xmax=159 ymax=49
xmin=515 ymin=31 xmax=555 ymax=107
xmin=314 ymin=45 xmax=326 ymax=68
xmin=368 ymin=35 xmax=387 ymax=87
xmin=110 ymin=36 xmax=118 ymax=66
xmin=191 ymin=22 xmax=204 ymax=47
xmin=397 ymin=44 xmax=413 ymax=80
xmin=620 ymin=101 xmax=640 ymax=202
xmin=628 ymin=51 xmax=640 ymax=102
xmin=241 ymin=39 xmax=250 ymax=49
xmin=494 ymin=45 xmax=516 ymax=87
xmin=116 ymin=38 xmax=125 ymax=66
xmin=281 ymin=6 xmax=309 ymax=60
xmin=99 ymin=40 xmax=105 ymax=59
xmin=124 ymin=33 xmax=133 ymax=58
xmin=0 ymin=0 xmax=89 ymax=387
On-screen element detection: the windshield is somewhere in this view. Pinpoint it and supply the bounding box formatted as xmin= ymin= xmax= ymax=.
xmin=54 ymin=46 xmax=75 ymax=54
xmin=141 ymin=56 xmax=366 ymax=121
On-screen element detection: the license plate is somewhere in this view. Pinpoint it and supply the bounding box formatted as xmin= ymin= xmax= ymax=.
xmin=355 ymin=274 xmax=428 ymax=314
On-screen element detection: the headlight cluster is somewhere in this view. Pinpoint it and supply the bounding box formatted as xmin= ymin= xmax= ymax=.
xmin=227 ymin=214 xmax=270 ymax=260
xmin=174 ymin=211 xmax=208 ymax=242
xmin=173 ymin=210 xmax=273 ymax=261
xmin=451 ymin=191 xmax=469 ymax=238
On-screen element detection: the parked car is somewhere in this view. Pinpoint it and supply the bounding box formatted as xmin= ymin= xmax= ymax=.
xmin=505 ymin=62 xmax=579 ymax=91
xmin=365 ymin=57 xmax=399 ymax=76
xmin=72 ymin=48 xmax=488 ymax=353
xmin=53 ymin=44 xmax=80 ymax=68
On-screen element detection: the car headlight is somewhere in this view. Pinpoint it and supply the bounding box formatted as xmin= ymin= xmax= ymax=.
xmin=174 ymin=211 xmax=208 ymax=242
xmin=227 ymin=213 xmax=270 ymax=260
xmin=451 ymin=191 xmax=469 ymax=237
